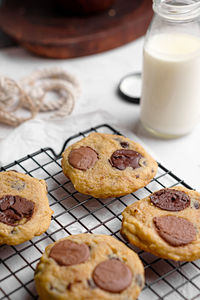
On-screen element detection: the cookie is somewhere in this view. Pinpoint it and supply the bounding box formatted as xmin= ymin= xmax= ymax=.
xmin=35 ymin=234 xmax=144 ymax=300
xmin=121 ymin=186 xmax=200 ymax=261
xmin=61 ymin=132 xmax=157 ymax=198
xmin=0 ymin=170 xmax=53 ymax=245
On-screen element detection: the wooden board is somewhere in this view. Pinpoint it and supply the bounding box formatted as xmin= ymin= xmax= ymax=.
xmin=0 ymin=0 xmax=153 ymax=59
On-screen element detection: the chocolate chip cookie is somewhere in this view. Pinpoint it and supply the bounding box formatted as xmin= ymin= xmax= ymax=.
xmin=121 ymin=186 xmax=200 ymax=261
xmin=34 ymin=234 xmax=144 ymax=300
xmin=0 ymin=170 xmax=53 ymax=245
xmin=61 ymin=132 xmax=157 ymax=198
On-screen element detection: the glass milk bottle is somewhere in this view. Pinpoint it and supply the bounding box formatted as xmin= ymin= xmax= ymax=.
xmin=140 ymin=0 xmax=200 ymax=138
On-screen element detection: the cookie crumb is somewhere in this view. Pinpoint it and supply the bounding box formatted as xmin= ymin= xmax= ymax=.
xmin=135 ymin=274 xmax=144 ymax=288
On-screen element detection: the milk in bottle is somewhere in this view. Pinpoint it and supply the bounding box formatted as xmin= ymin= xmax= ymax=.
xmin=140 ymin=0 xmax=200 ymax=138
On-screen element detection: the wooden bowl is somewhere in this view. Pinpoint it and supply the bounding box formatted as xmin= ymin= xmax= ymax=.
xmin=0 ymin=0 xmax=153 ymax=59
xmin=56 ymin=0 xmax=115 ymax=15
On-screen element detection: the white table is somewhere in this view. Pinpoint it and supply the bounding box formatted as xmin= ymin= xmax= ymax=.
xmin=0 ymin=37 xmax=199 ymax=190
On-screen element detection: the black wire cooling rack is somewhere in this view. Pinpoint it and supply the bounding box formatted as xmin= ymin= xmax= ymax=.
xmin=0 ymin=124 xmax=200 ymax=300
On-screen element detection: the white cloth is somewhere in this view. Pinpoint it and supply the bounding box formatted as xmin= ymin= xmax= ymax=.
xmin=0 ymin=110 xmax=148 ymax=166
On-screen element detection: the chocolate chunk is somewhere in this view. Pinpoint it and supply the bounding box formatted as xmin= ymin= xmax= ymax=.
xmin=67 ymin=283 xmax=72 ymax=291
xmin=154 ymin=215 xmax=196 ymax=247
xmin=92 ymin=259 xmax=132 ymax=293
xmin=0 ymin=195 xmax=15 ymax=210
xmin=87 ymin=278 xmax=96 ymax=289
xmin=150 ymin=189 xmax=190 ymax=211
xmin=49 ymin=240 xmax=90 ymax=266
xmin=67 ymin=280 xmax=81 ymax=291
xmin=11 ymin=227 xmax=18 ymax=234
xmin=114 ymin=138 xmax=129 ymax=148
xmin=0 ymin=195 xmax=34 ymax=226
xmin=0 ymin=209 xmax=21 ymax=224
xmin=12 ymin=196 xmax=34 ymax=217
xmin=120 ymin=141 xmax=129 ymax=148
xmin=68 ymin=147 xmax=98 ymax=171
xmin=109 ymin=149 xmax=142 ymax=170
xmin=194 ymin=201 xmax=200 ymax=209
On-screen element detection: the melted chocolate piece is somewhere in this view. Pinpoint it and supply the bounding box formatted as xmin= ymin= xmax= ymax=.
xmin=68 ymin=147 xmax=98 ymax=171
xmin=92 ymin=259 xmax=132 ymax=293
xmin=109 ymin=149 xmax=142 ymax=170
xmin=49 ymin=240 xmax=90 ymax=266
xmin=0 ymin=195 xmax=34 ymax=226
xmin=150 ymin=189 xmax=190 ymax=211
xmin=154 ymin=215 xmax=196 ymax=247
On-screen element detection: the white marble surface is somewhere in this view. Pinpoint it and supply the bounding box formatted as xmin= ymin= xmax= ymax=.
xmin=0 ymin=37 xmax=199 ymax=190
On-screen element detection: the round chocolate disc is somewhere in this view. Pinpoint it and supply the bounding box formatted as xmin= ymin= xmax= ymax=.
xmin=92 ymin=259 xmax=132 ymax=293
xmin=68 ymin=146 xmax=98 ymax=170
xmin=49 ymin=240 xmax=90 ymax=266
xmin=109 ymin=149 xmax=142 ymax=170
xmin=150 ymin=189 xmax=190 ymax=211
xmin=153 ymin=215 xmax=196 ymax=247
xmin=0 ymin=195 xmax=34 ymax=226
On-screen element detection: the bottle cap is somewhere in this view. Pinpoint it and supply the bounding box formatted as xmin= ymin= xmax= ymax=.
xmin=118 ymin=73 xmax=141 ymax=104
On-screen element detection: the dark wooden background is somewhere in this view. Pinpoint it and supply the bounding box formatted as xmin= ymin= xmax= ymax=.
xmin=0 ymin=0 xmax=153 ymax=57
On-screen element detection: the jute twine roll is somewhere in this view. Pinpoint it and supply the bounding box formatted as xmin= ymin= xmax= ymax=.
xmin=0 ymin=67 xmax=81 ymax=126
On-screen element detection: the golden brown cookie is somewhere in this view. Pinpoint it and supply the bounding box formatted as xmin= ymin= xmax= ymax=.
xmin=121 ymin=186 xmax=200 ymax=261
xmin=0 ymin=170 xmax=53 ymax=245
xmin=61 ymin=132 xmax=157 ymax=198
xmin=34 ymin=233 xmax=144 ymax=300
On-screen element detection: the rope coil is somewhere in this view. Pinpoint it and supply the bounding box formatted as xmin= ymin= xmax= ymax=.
xmin=0 ymin=67 xmax=80 ymax=126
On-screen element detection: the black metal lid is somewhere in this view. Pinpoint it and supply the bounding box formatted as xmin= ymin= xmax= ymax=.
xmin=118 ymin=72 xmax=141 ymax=104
